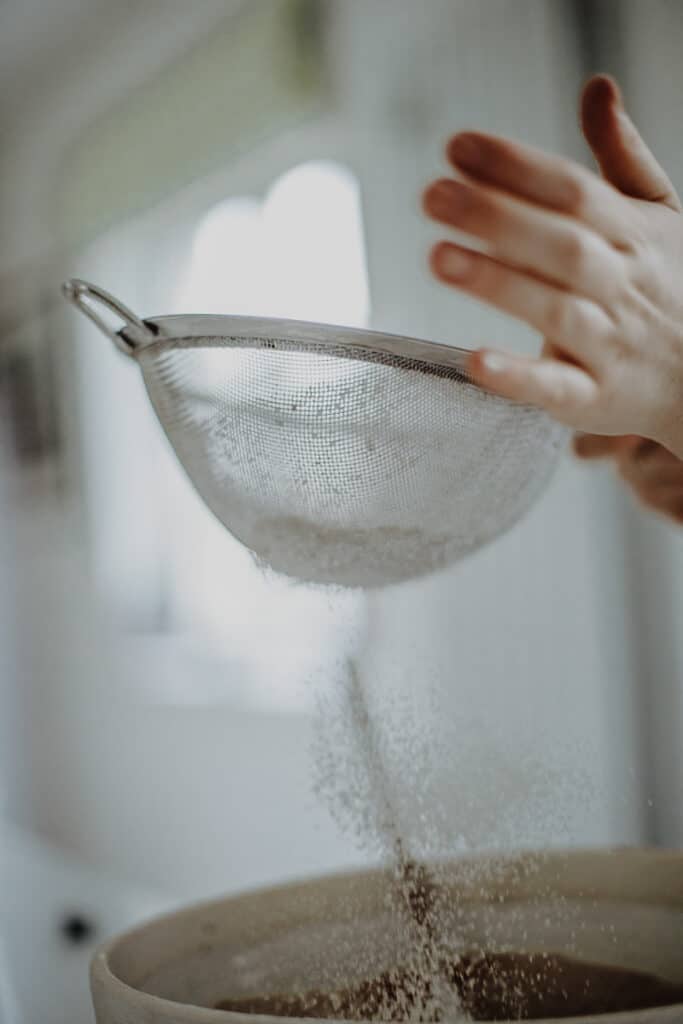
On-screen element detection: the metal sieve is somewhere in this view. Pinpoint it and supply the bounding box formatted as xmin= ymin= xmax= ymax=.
xmin=63 ymin=278 xmax=564 ymax=588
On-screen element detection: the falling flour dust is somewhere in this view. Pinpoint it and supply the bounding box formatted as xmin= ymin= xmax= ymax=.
xmin=214 ymin=584 xmax=681 ymax=1020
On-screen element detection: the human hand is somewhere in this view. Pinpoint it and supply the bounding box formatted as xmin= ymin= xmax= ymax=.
xmin=574 ymin=433 xmax=683 ymax=525
xmin=423 ymin=74 xmax=683 ymax=459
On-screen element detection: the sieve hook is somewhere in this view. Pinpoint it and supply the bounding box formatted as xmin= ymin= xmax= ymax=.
xmin=61 ymin=278 xmax=156 ymax=356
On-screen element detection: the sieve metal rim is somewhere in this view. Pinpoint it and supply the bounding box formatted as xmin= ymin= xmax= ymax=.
xmin=62 ymin=278 xmax=481 ymax=384
xmin=135 ymin=320 xmax=479 ymax=385
xmin=133 ymin=312 xmax=474 ymax=377
xmin=62 ymin=278 xmax=545 ymax=406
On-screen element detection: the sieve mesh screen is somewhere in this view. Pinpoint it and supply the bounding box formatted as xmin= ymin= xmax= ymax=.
xmin=136 ymin=333 xmax=564 ymax=587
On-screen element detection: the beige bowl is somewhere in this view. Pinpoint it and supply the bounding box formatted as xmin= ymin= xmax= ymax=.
xmin=91 ymin=849 xmax=683 ymax=1023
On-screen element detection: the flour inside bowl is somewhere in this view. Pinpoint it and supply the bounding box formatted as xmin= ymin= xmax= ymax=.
xmin=211 ymin=899 xmax=683 ymax=1021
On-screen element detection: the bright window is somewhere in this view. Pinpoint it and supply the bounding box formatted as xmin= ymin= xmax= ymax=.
xmin=157 ymin=160 xmax=370 ymax=707
xmin=173 ymin=160 xmax=370 ymax=324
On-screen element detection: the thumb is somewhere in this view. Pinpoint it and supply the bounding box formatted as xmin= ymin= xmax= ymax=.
xmin=580 ymin=74 xmax=681 ymax=210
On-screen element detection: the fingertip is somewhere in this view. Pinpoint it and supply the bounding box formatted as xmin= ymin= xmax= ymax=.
xmin=581 ymin=73 xmax=622 ymax=111
xmin=422 ymin=178 xmax=454 ymax=218
xmin=580 ymin=73 xmax=624 ymax=151
xmin=466 ymin=347 xmax=485 ymax=379
xmin=446 ymin=132 xmax=483 ymax=172
xmin=467 ymin=348 xmax=511 ymax=391
xmin=466 ymin=348 xmax=489 ymax=385
xmin=428 ymin=240 xmax=449 ymax=276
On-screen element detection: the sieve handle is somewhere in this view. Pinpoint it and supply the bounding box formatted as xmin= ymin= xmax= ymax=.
xmin=61 ymin=279 xmax=157 ymax=356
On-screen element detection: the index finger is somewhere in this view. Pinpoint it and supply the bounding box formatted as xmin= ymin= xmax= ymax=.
xmin=447 ymin=132 xmax=635 ymax=245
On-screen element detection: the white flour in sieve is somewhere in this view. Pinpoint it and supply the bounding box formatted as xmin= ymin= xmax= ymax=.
xmin=157 ymin=338 xmax=567 ymax=590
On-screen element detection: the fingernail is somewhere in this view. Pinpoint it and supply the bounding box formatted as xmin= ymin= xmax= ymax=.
xmin=480 ymin=351 xmax=507 ymax=374
xmin=449 ymin=134 xmax=481 ymax=168
xmin=440 ymin=247 xmax=473 ymax=280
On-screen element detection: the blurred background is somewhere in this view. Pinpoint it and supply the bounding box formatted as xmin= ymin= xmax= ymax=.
xmin=1 ymin=1 xmax=683 ymax=1021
